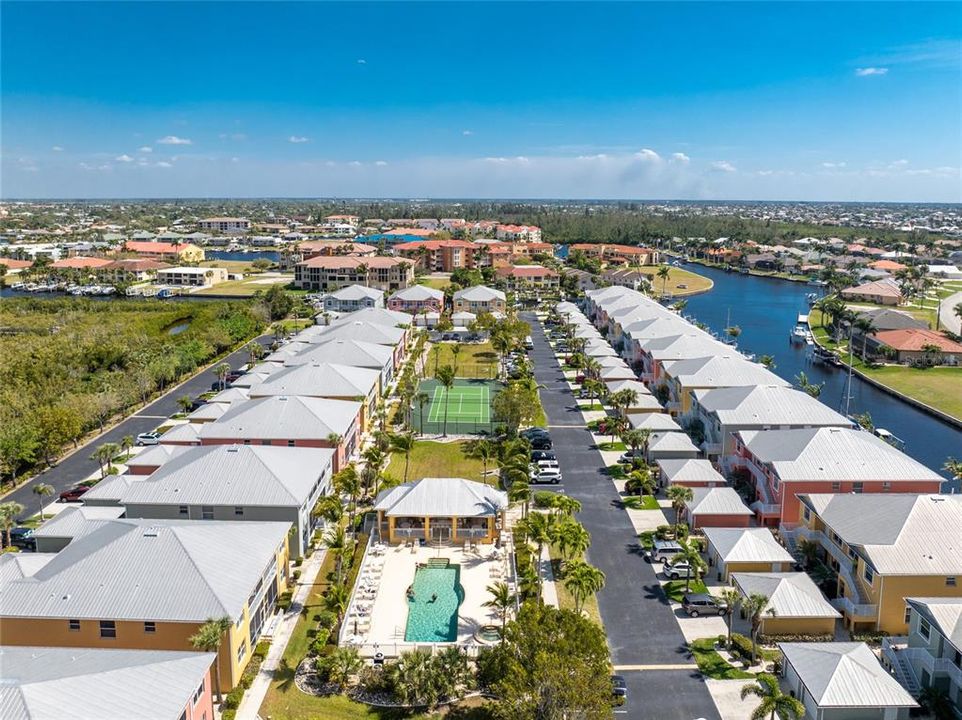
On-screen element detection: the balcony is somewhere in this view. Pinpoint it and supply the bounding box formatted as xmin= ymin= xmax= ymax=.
xmin=882 ymin=636 xmax=962 ymax=689
xmin=701 ymin=441 xmax=722 ymax=457
xmin=829 ymin=596 xmax=878 ymax=619
xmin=784 ymin=525 xmax=874 ymax=610
xmin=750 ymin=501 xmax=780 ymax=516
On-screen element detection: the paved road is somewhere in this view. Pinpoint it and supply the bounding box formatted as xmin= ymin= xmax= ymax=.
xmin=939 ymin=290 xmax=962 ymax=335
xmin=5 ymin=335 xmax=272 ymax=516
xmin=525 ymin=314 xmax=719 ymax=720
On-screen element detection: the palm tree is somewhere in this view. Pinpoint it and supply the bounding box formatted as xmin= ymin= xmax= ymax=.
xmin=718 ymin=587 xmax=742 ymax=646
xmin=483 ymin=581 xmax=515 ymax=639
xmin=245 ymin=341 xmax=263 ymax=368
xmin=666 ymin=484 xmax=693 ymax=524
xmin=333 ymin=464 xmax=361 ymax=538
xmin=176 ymin=394 xmax=193 ymax=414
xmin=120 ymin=435 xmax=134 ymax=460
xmin=189 ymin=616 xmax=233 ymax=703
xmin=549 ymin=494 xmax=581 ymax=517
xmin=328 ymin=646 xmax=362 ymax=690
xmin=431 ymin=344 xmax=442 ymax=375
xmin=522 ymin=511 xmax=556 ymax=602
xmin=0 ymin=501 xmax=25 ymax=547
xmin=552 ymin=517 xmax=591 ymax=566
xmin=324 ymin=525 xmax=348 ymax=583
xmin=944 ymin=457 xmax=962 ymax=484
xmin=621 ymin=428 xmax=647 ymax=460
xmin=450 ymin=342 xmax=462 ymax=373
xmin=610 ymin=388 xmax=639 ymax=418
xmin=415 ymin=391 xmax=430 ymax=436
xmin=324 ymin=582 xmax=350 ymax=625
xmin=562 ymin=559 xmax=606 ymax=614
xmin=583 ymin=378 xmax=605 ymax=410
xmin=759 ymin=354 xmax=776 ymax=370
xmin=794 ymin=370 xmax=823 ymax=399
xmin=507 ymin=478 xmax=531 ymax=519
xmin=464 ymin=438 xmax=495 ymax=480
xmin=853 ymin=316 xmax=877 ymax=362
xmin=656 ymin=264 xmax=671 ymax=296
xmin=743 ymin=592 xmax=775 ymax=664
xmin=215 ymin=362 xmax=232 ymax=391
xmin=32 ymin=483 xmax=54 ymax=521
xmin=389 ymin=432 xmax=416 ymax=483
xmin=740 ymin=674 xmax=805 ymax=720
xmin=435 ymin=365 xmax=456 ymax=436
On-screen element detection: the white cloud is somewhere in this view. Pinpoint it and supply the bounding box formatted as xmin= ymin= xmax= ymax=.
xmin=139 ymin=146 xmax=153 ymax=153
xmin=155 ymin=161 xmax=173 ymax=168
xmin=157 ymin=135 xmax=192 ymax=145
xmin=670 ymin=152 xmax=690 ymax=165
xmin=348 ymin=160 xmax=362 ymax=167
xmin=288 ymin=136 xmax=310 ymax=144
xmin=855 ymin=67 xmax=888 ymax=77
xmin=115 ymin=154 xmax=134 ymax=163
xmin=822 ymin=161 xmax=847 ymax=168
xmin=889 ymin=159 xmax=909 ymax=168
xmin=635 ymin=148 xmax=661 ymax=162
xmin=462 ymin=130 xmax=474 ymax=136
xmin=711 ymin=160 xmax=737 ymax=173
xmin=357 ymin=59 xmax=366 ymax=64
xmin=375 ymin=160 xmax=388 ymax=166
xmin=51 ymin=146 xmax=64 ymax=152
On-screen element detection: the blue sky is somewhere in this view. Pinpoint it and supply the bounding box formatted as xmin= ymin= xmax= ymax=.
xmin=2 ymin=1 xmax=960 ymax=201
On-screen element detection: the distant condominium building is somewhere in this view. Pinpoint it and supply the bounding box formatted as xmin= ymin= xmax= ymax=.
xmin=156 ymin=266 xmax=228 ymax=287
xmin=494 ymin=264 xmax=560 ymax=292
xmin=121 ymin=240 xmax=206 ymax=263
xmin=495 ymin=224 xmax=542 ymax=242
xmin=394 ymin=239 xmax=480 ymax=271
xmin=294 ymin=256 xmax=413 ymax=292
xmin=197 ymin=217 xmax=251 ymax=233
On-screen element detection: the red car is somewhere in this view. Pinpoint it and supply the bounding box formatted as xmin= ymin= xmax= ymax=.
xmin=59 ymin=485 xmax=92 ymax=502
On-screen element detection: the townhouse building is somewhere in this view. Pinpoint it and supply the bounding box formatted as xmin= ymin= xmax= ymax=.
xmin=387 ymin=284 xmax=444 ymax=314
xmin=156 ymin=266 xmax=228 ymax=287
xmin=494 ymin=264 xmax=560 ymax=293
xmin=452 ymin=285 xmax=506 ymax=315
xmin=320 ymin=284 xmax=384 ymax=313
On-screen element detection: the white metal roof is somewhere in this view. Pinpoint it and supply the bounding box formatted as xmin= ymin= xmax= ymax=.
xmin=304 ymin=321 xmax=404 ymax=347
xmin=199 ymin=396 xmax=360 ymax=441
xmin=186 ymin=402 xmax=229 ymax=422
xmin=599 ymin=365 xmax=637 ymax=381
xmin=330 ymin=306 xmax=410 ymax=328
xmin=159 ymin=422 xmax=200 ymax=445
xmin=121 ymin=445 xmax=333 ymax=508
xmin=704 ymin=527 xmax=795 ymax=564
xmin=0 ymin=518 xmax=290 ymax=621
xmin=662 ymin=355 xmax=788 ymax=389
xmin=657 ymin=459 xmax=726 ymax=484
xmin=596 ymin=356 xmax=629 ymax=369
xmin=732 ymin=572 xmax=840 ymax=618
xmin=325 ymin=284 xmax=384 ymax=301
xmin=694 ymin=385 xmax=850 ymax=428
xmin=127 ymin=444 xmax=191 ymax=469
xmin=628 ymin=412 xmax=681 ymax=431
xmin=906 ymin=598 xmax=962 ymax=652
xmin=453 ymin=285 xmax=505 ymax=302
xmin=0 ymin=553 xmax=56 ymax=583
xmin=0 ymin=646 xmax=216 ymax=720
xmin=604 ymin=379 xmax=652 ymax=396
xmin=800 ymin=494 xmax=962 ymax=575
xmin=686 ymin=487 xmax=753 ymax=516
xmin=374 ymin=477 xmax=507 ymax=518
xmin=249 ymin=362 xmax=379 ymax=399
xmin=779 ymin=642 xmax=917 ymax=708
xmin=648 ymin=431 xmax=699 ymax=452
xmin=286 ymin=339 xmax=394 ymax=370
xmin=391 ymin=285 xmax=444 ymax=301
xmin=738 ymin=427 xmax=944 ymax=483
xmin=206 ymin=387 xmax=250 ymax=404
xmin=32 ymin=506 xmax=125 ymax=540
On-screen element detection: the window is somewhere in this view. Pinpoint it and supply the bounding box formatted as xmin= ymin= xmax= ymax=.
xmin=68 ymin=619 xmax=80 ymax=631
xmin=948 ymin=577 xmax=958 ymax=587
xmin=831 ymin=531 xmax=842 ymax=546
xmin=831 ymin=482 xmax=841 ymax=492
xmin=287 ymin=440 xmax=295 ymax=447
xmin=192 ymin=678 xmax=205 ymax=705
xmin=100 ymin=621 xmax=116 ymax=638
xmin=905 ymin=606 xmax=912 ymax=624
xmin=234 ymin=506 xmax=244 ymax=516
xmin=144 ymin=621 xmax=156 ymax=633
xmin=803 ymin=508 xmax=810 ymax=522
xmin=261 ymin=439 xmax=271 ymax=446
xmin=178 ymin=505 xmax=188 ymax=516
xmin=882 ymin=481 xmax=891 ymax=491
xmin=202 ymin=506 xmax=214 ymax=520
xmin=852 ymin=482 xmax=864 ymax=494
xmin=920 ymin=617 xmax=931 ymax=641
xmin=863 ymin=565 xmax=874 ymax=584
xmin=237 ymin=640 xmax=247 ymax=663
xmin=243 ymin=439 xmax=251 ymax=445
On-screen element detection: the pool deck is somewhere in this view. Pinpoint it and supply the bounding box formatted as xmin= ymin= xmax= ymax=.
xmin=341 ymin=537 xmax=515 ymax=657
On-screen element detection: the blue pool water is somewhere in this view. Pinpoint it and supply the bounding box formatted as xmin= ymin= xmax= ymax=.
xmin=404 ymin=563 xmax=464 ymax=642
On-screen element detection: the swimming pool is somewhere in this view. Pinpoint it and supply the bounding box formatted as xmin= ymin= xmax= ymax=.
xmin=404 ymin=562 xmax=464 ymax=642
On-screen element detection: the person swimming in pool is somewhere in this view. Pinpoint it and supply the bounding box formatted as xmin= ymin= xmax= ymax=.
xmin=430 ymin=593 xmax=438 ymax=603
xmin=406 ymin=586 xmax=415 ymax=601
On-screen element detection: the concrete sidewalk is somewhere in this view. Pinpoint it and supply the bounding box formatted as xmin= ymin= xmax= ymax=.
xmin=235 ymin=546 xmax=328 ymax=720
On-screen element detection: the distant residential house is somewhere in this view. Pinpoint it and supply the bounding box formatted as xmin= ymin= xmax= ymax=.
xmin=0 ymin=257 xmax=33 ymax=274
xmin=0 ymin=646 xmax=217 ymax=720
xmin=156 ymin=266 xmax=228 ymax=287
xmin=780 ymin=642 xmax=917 ymax=720
xmin=197 ymin=217 xmax=251 ymax=233
xmin=495 ymin=264 xmax=560 ymax=292
xmin=294 ymin=256 xmax=414 ymax=292
xmin=495 ymin=224 xmax=542 ymax=242
xmin=0 ymin=517 xmax=290 ymax=692
xmin=868 ymin=259 xmax=908 ymax=272
xmin=452 ymin=285 xmax=506 ymax=315
xmin=388 ymin=284 xmax=444 ymax=314
xmin=298 ymin=240 xmax=377 ymax=259
xmin=840 ymin=277 xmax=903 ymax=305
xmin=321 ymin=284 xmax=385 ymax=312
xmin=603 ymin=268 xmax=652 ymax=290
xmin=49 ymin=256 xmax=113 ymax=271
xmin=869 ymin=328 xmax=962 ymax=365
xmin=927 ymin=264 xmax=962 ymax=280
xmin=102 ymin=258 xmax=171 ymax=283
xmin=121 ymin=240 xmax=205 ymax=263
xmin=568 ymin=243 xmax=658 ymax=265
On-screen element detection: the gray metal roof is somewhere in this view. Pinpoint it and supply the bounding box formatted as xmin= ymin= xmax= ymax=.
xmin=657 ymin=459 xmax=726 ymax=484
xmin=0 ymin=646 xmax=216 ymax=720
xmin=596 ymin=356 xmax=629 ymax=369
xmin=122 ymin=445 xmax=333 ymax=508
xmin=0 ymin=518 xmax=290 ymax=621
xmin=374 ymin=478 xmax=507 ymax=518
xmin=286 ymin=339 xmax=394 ymax=370
xmin=325 ymin=284 xmax=384 ymax=301
xmin=249 ymin=362 xmax=379 ymax=399
xmin=662 ymin=355 xmax=788 ymax=389
xmin=186 ymin=402 xmax=229 ymax=422
xmin=800 ymin=494 xmax=962 ymax=575
xmin=127 ymin=444 xmax=191 ymax=469
xmin=199 ymin=396 xmax=360 ymax=440
xmin=32 ymin=506 xmax=126 ymax=540
xmin=732 ymin=572 xmax=840 ymax=618
xmin=392 ymin=285 xmax=444 ymax=302
xmin=703 ymin=527 xmax=795 ymax=564
xmin=686 ymin=487 xmax=753 ymax=516
xmin=305 ymin=321 xmax=405 ymax=347
xmin=604 ymin=379 xmax=652 ymax=396
xmin=628 ymin=412 xmax=681 ymax=431
xmin=599 ymin=365 xmax=637 ymax=381
xmin=906 ymin=598 xmax=962 ymax=653
xmin=648 ymin=431 xmax=699 ymax=452
xmin=694 ymin=385 xmax=850 ymax=428
xmin=642 ymin=334 xmax=731 ymax=361
xmin=330 ymin=306 xmax=410 ymax=328
xmin=453 ymin=285 xmax=505 ymax=301
xmin=0 ymin=553 xmax=55 ymax=583
xmin=158 ymin=422 xmax=200 ymax=445
xmin=206 ymin=387 xmax=250 ymax=404
xmin=76 ymin=474 xmax=132 ymax=503
xmin=738 ymin=427 xmax=944 ymax=483
xmin=779 ymin=642 xmax=917 ymax=708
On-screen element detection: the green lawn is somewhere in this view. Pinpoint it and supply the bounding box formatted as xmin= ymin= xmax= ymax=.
xmin=427 ymin=341 xmax=498 ymax=379
xmin=622 ymin=495 xmax=659 ymax=510
xmin=386 ymin=440 xmax=488 ymax=484
xmin=637 ymin=531 xmax=655 ymax=550
xmin=605 ymin=464 xmax=627 ymax=480
xmin=417 ymin=277 xmax=451 ymax=291
xmin=596 ymin=441 xmax=626 ymax=451
xmin=549 ymin=548 xmax=604 ymax=628
xmin=663 ymin=579 xmax=709 ymax=604
xmin=689 ymin=638 xmax=755 ymax=680
xmin=640 ymin=266 xmax=714 ymax=296
xmin=193 ymin=275 xmax=294 ymax=297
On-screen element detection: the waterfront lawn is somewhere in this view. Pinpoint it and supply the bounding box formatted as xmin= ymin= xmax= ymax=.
xmin=194 ymin=274 xmax=294 ymax=297
xmin=386 ymin=440 xmax=488 ymax=484
xmin=639 ymin=266 xmax=713 ymax=296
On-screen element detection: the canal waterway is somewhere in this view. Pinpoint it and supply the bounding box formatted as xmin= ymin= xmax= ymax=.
xmin=677 ymin=262 xmax=961 ymax=480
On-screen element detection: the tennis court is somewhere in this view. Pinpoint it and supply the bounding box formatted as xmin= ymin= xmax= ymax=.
xmin=414 ymin=378 xmax=500 ymax=435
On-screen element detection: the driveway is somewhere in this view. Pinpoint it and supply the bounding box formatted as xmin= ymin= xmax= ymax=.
xmin=525 ymin=314 xmax=719 ymax=720
xmin=4 ymin=335 xmax=272 ymax=514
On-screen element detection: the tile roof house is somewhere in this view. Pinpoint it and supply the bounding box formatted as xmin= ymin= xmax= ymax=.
xmin=0 ymin=518 xmax=291 ymax=692
xmin=840 ymin=277 xmax=903 ymax=305
xmin=731 ymin=427 xmax=944 ymax=526
xmin=120 ymin=240 xmax=205 ymax=263
xmin=731 ymin=572 xmax=840 ymax=636
xmin=0 ymin=646 xmax=216 ymax=720
xmin=780 ymin=642 xmax=917 ymax=719
xmin=869 ymin=328 xmax=962 ymax=365
xmin=198 ymin=396 xmax=361 ymax=472
xmin=50 ymin=256 xmax=113 ymax=270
